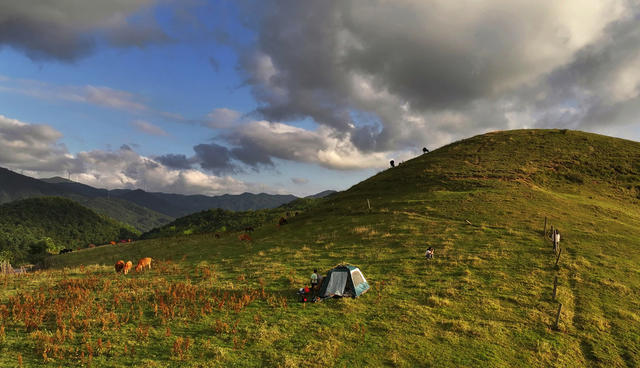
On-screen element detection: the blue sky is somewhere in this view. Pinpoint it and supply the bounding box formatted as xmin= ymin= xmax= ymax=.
xmin=1 ymin=1 xmax=639 ymax=196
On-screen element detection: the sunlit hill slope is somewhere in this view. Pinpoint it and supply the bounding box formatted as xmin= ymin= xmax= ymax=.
xmin=4 ymin=129 xmax=640 ymax=367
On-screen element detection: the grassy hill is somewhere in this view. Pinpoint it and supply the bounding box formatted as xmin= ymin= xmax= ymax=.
xmin=0 ymin=197 xmax=139 ymax=264
xmin=139 ymin=196 xmax=327 ymax=240
xmin=2 ymin=129 xmax=640 ymax=367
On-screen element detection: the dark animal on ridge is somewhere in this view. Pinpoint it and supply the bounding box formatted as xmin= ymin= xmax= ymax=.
xmin=59 ymin=248 xmax=73 ymax=254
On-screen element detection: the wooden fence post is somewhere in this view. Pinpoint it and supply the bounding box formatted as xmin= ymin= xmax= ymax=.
xmin=554 ymin=303 xmax=563 ymax=330
xmin=555 ymin=248 xmax=563 ymax=267
xmin=552 ymin=276 xmax=558 ymax=301
xmin=367 ymin=199 xmax=371 ymax=210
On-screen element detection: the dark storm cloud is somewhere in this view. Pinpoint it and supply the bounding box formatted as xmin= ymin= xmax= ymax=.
xmin=155 ymin=153 xmax=194 ymax=170
xmin=0 ymin=1 xmax=168 ymax=61
xmin=193 ymin=143 xmax=236 ymax=174
xmin=0 ymin=16 xmax=94 ymax=61
xmin=230 ymin=146 xmax=274 ymax=168
xmin=237 ymin=0 xmax=633 ymax=152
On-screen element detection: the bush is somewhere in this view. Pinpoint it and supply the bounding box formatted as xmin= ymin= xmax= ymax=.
xmin=564 ymin=173 xmax=584 ymax=184
xmin=0 ymin=249 xmax=13 ymax=263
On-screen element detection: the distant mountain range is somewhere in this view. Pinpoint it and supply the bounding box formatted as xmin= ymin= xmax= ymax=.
xmin=0 ymin=167 xmax=335 ymax=231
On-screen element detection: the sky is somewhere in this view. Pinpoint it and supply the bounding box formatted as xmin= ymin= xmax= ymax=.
xmin=1 ymin=1 xmax=640 ymax=197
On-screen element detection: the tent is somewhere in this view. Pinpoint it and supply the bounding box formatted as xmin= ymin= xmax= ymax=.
xmin=318 ymin=265 xmax=369 ymax=298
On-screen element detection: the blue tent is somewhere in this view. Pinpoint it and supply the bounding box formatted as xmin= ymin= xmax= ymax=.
xmin=318 ymin=264 xmax=369 ymax=298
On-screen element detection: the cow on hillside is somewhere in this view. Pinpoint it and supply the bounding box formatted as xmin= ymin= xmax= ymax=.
xmin=135 ymin=257 xmax=152 ymax=272
xmin=123 ymin=261 xmax=133 ymax=275
xmin=115 ymin=260 xmax=125 ymax=273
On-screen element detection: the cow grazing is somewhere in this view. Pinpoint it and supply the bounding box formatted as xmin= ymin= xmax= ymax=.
xmin=59 ymin=248 xmax=73 ymax=254
xmin=278 ymin=217 xmax=288 ymax=226
xmin=214 ymin=233 xmax=221 ymax=239
xmin=123 ymin=261 xmax=133 ymax=275
xmin=88 ymin=244 xmax=96 ymax=248
xmin=115 ymin=260 xmax=125 ymax=273
xmin=244 ymin=226 xmax=254 ymax=232
xmin=238 ymin=234 xmax=252 ymax=241
xmin=135 ymin=257 xmax=152 ymax=272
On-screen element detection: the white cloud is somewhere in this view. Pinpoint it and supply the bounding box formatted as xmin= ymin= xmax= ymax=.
xmin=229 ymin=121 xmax=398 ymax=170
xmin=0 ymin=114 xmax=75 ymax=171
xmin=0 ymin=77 xmax=150 ymax=113
xmin=131 ymin=119 xmax=168 ymax=136
xmin=85 ymin=85 xmax=148 ymax=112
xmin=205 ymin=108 xmax=242 ymax=129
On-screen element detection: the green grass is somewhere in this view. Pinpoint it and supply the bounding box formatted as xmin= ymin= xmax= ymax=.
xmin=2 ymin=129 xmax=640 ymax=367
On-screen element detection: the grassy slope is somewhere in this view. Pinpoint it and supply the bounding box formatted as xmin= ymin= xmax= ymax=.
xmin=2 ymin=129 xmax=640 ymax=367
xmin=79 ymin=197 xmax=173 ymax=233
xmin=139 ymin=197 xmax=324 ymax=239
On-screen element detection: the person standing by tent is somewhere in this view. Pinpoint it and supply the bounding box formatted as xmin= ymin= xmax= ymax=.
xmin=310 ymin=269 xmax=319 ymax=294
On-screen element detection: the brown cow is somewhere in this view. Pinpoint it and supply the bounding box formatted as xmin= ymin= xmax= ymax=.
xmin=135 ymin=257 xmax=152 ymax=272
xmin=238 ymin=234 xmax=252 ymax=241
xmin=123 ymin=261 xmax=133 ymax=275
xmin=278 ymin=217 xmax=288 ymax=226
xmin=115 ymin=260 xmax=125 ymax=273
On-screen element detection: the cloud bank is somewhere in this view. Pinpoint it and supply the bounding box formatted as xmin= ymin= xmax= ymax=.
xmin=229 ymin=0 xmax=638 ymax=166
xmin=0 ymin=115 xmax=270 ymax=195
xmin=5 ymin=1 xmax=640 ymax=176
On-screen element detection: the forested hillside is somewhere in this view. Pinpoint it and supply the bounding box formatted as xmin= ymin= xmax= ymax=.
xmin=0 ymin=197 xmax=138 ymax=264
